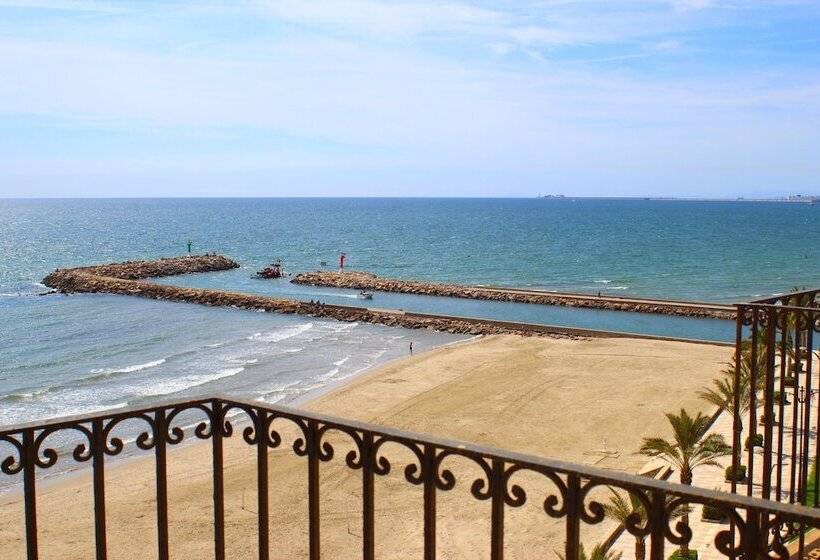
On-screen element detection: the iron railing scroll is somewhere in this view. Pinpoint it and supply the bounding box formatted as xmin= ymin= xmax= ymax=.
xmin=2 ymin=396 xmax=820 ymax=560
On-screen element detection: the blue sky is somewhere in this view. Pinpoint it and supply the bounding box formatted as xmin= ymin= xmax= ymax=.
xmin=1 ymin=0 xmax=818 ymax=198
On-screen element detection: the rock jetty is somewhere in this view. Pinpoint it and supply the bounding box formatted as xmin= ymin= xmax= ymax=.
xmin=291 ymin=270 xmax=736 ymax=320
xmin=41 ymin=256 xmax=591 ymax=340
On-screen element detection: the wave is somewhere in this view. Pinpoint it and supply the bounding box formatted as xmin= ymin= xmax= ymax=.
xmin=593 ymin=279 xmax=612 ymax=284
xmin=89 ymin=358 xmax=166 ymax=376
xmin=0 ymin=386 xmax=51 ymax=403
xmin=246 ymin=322 xmax=314 ymax=343
xmin=134 ymin=367 xmax=245 ymax=398
xmin=333 ymin=355 xmax=351 ymax=367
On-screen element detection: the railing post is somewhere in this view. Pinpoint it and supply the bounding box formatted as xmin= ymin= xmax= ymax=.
xmin=731 ymin=309 xmax=743 ymax=499
xmin=257 ymin=408 xmax=269 ymax=560
xmin=648 ymin=490 xmax=666 ymax=560
xmin=154 ymin=408 xmax=169 ymax=560
xmin=91 ymin=419 xmax=107 ymax=560
xmin=747 ymin=316 xmax=758 ymax=497
xmin=362 ymin=431 xmax=375 ymax=560
xmin=742 ymin=508 xmax=761 ymax=560
xmin=212 ymin=399 xmax=225 ymax=560
xmin=565 ymin=473 xmax=581 ymax=560
xmin=761 ymin=307 xmax=776 ymax=500
xmin=307 ymin=418 xmax=320 ymax=560
xmin=22 ymin=428 xmax=38 ymax=560
xmin=490 ymin=458 xmax=504 ymax=560
xmin=800 ymin=327 xmax=814 ymax=505
xmin=790 ymin=323 xmax=800 ymax=503
xmin=423 ymin=444 xmax=437 ymax=560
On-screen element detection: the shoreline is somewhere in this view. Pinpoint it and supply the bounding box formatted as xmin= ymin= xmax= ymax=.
xmin=0 ymin=335 xmax=478 ymax=499
xmin=0 ymin=334 xmax=730 ymax=559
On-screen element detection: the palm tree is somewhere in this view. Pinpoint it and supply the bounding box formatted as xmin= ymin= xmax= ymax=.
xmin=603 ymin=488 xmax=688 ymax=560
xmin=556 ymin=542 xmax=622 ymax=560
xmin=639 ymin=409 xmax=731 ymax=556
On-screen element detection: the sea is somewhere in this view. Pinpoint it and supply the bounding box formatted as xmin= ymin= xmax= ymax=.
xmin=1 ymin=198 xmax=818 ymax=431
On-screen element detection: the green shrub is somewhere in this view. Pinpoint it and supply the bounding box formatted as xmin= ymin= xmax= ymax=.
xmin=805 ymin=464 xmax=817 ymax=507
xmin=725 ymin=465 xmax=747 ymax=482
xmin=745 ymin=434 xmax=763 ymax=449
xmin=701 ymin=503 xmax=727 ymax=522
xmin=668 ymin=549 xmax=698 ymax=560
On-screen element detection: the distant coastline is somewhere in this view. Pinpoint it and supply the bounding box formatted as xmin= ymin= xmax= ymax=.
xmin=536 ymin=194 xmax=818 ymax=203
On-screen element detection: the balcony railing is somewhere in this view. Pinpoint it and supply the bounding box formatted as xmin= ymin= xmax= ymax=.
xmin=2 ymin=396 xmax=820 ymax=560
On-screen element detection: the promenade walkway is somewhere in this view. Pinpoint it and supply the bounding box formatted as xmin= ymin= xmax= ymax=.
xmin=609 ymin=353 xmax=819 ymax=560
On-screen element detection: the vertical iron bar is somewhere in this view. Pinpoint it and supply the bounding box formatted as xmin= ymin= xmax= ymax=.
xmin=648 ymin=490 xmax=665 ymax=560
xmin=362 ymin=431 xmax=375 ymax=560
xmin=565 ymin=473 xmax=581 ymax=560
xmin=154 ymin=408 xmax=169 ymax=560
xmin=307 ymin=419 xmax=320 ymax=560
xmin=747 ymin=315 xmax=758 ymax=497
xmin=797 ymin=388 xmax=805 ymax=502
xmin=23 ymin=428 xmax=38 ymax=560
xmin=92 ymin=419 xmax=107 ymax=560
xmin=808 ymin=325 xmax=818 ymax=508
xmin=776 ymin=321 xmax=787 ymax=502
xmin=490 ymin=458 xmax=504 ymax=560
xmin=742 ymin=508 xmax=760 ymax=560
xmin=791 ymin=325 xmax=801 ymax=503
xmin=212 ymin=399 xmax=225 ymax=560
xmin=799 ymin=522 xmax=806 ymax=560
xmin=423 ymin=444 xmax=437 ymax=560
xmin=731 ymin=310 xmax=743 ymax=498
xmin=257 ymin=409 xmax=269 ymax=560
xmin=801 ymin=325 xmax=813 ymax=506
xmin=761 ymin=307 xmax=776 ymax=500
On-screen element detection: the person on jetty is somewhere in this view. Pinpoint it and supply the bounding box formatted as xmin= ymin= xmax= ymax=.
xmin=339 ymin=252 xmax=346 ymax=271
xmin=187 ymin=240 xmax=192 ymax=254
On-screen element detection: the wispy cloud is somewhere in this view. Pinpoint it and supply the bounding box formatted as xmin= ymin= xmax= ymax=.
xmin=0 ymin=0 xmax=818 ymax=196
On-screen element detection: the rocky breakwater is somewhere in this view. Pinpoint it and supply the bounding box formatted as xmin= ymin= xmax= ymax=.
xmin=291 ymin=271 xmax=736 ymax=320
xmin=42 ymin=256 xmax=582 ymax=339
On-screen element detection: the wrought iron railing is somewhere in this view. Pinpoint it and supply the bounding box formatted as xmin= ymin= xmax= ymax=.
xmin=2 ymin=397 xmax=820 ymax=560
xmin=731 ymin=302 xmax=820 ymax=515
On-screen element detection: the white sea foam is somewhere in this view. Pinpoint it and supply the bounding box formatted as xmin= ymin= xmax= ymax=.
xmin=608 ymin=286 xmax=629 ymax=290
xmin=135 ymin=367 xmax=244 ymax=398
xmin=89 ymin=358 xmax=166 ymax=375
xmin=247 ymin=322 xmax=314 ymax=343
xmin=54 ymin=402 xmax=128 ymax=419
xmin=593 ymin=279 xmax=612 ymax=284
xmin=319 ymin=367 xmax=340 ymax=381
xmin=333 ymin=355 xmax=351 ymax=367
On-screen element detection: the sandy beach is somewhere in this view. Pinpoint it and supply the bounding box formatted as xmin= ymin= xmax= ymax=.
xmin=0 ymin=335 xmax=730 ymax=560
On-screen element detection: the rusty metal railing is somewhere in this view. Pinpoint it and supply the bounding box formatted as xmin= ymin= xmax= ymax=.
xmin=3 ymin=397 xmax=820 ymax=560
xmin=731 ymin=302 xmax=820 ymax=555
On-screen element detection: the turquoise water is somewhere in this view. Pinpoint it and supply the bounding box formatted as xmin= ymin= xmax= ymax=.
xmin=1 ymin=198 xmax=818 ymax=427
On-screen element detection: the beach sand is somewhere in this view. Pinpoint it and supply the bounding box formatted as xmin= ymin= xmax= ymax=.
xmin=0 ymin=335 xmax=730 ymax=559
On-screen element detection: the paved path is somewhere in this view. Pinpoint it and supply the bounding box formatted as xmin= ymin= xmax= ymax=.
xmin=608 ymin=353 xmax=819 ymax=560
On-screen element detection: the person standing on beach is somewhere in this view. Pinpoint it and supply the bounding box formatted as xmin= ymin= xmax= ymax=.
xmin=409 ymin=341 xmax=413 ymax=355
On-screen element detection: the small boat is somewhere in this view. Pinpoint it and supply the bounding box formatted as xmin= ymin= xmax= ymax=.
xmin=256 ymin=260 xmax=284 ymax=279
xmin=358 ymin=291 xmax=373 ymax=300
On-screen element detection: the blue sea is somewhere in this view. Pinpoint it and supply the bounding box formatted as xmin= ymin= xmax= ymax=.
xmin=1 ymin=198 xmax=818 ymax=428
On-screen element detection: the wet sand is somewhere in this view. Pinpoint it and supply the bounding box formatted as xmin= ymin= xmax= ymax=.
xmin=0 ymin=335 xmax=730 ymax=559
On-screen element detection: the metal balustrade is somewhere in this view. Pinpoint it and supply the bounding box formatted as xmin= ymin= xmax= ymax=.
xmin=2 ymin=396 xmax=820 ymax=560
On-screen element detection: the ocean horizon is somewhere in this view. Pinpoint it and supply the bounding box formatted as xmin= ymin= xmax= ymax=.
xmin=1 ymin=197 xmax=818 ymax=430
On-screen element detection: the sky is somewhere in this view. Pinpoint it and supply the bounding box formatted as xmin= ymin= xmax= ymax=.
xmin=0 ymin=0 xmax=819 ymax=198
